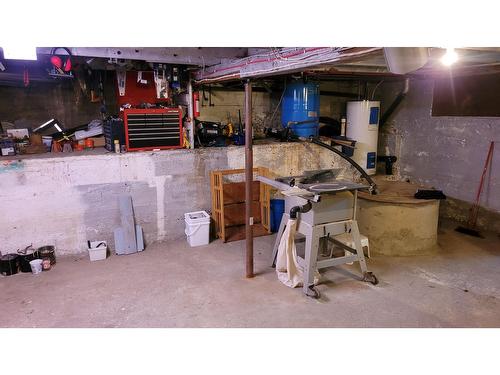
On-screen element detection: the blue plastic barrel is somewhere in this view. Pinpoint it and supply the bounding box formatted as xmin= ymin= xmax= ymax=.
xmin=270 ymin=199 xmax=285 ymax=233
xmin=281 ymin=81 xmax=320 ymax=137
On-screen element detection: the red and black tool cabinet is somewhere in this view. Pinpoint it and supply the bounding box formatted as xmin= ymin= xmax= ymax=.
xmin=123 ymin=108 xmax=183 ymax=151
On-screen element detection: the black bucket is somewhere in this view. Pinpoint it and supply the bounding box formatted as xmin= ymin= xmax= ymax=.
xmin=0 ymin=254 xmax=20 ymax=276
xmin=18 ymin=248 xmax=40 ymax=273
xmin=38 ymin=246 xmax=56 ymax=265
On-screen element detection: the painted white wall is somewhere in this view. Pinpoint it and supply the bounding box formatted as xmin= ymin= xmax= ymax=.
xmin=0 ymin=142 xmax=351 ymax=255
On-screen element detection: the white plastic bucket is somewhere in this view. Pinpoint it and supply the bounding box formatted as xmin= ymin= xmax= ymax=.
xmin=88 ymin=241 xmax=108 ymax=261
xmin=184 ymin=211 xmax=210 ymax=247
xmin=29 ymin=259 xmax=43 ymax=275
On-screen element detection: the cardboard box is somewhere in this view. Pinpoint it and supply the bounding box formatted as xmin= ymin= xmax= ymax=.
xmin=89 ymin=137 xmax=105 ymax=147
xmin=6 ymin=128 xmax=29 ymax=140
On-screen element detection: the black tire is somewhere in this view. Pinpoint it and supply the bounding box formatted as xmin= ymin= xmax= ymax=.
xmin=305 ymin=286 xmax=320 ymax=299
xmin=363 ymin=272 xmax=379 ymax=285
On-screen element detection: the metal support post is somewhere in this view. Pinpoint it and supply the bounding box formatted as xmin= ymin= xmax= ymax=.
xmin=245 ymin=80 xmax=254 ymax=278
xmin=187 ymin=80 xmax=195 ymax=149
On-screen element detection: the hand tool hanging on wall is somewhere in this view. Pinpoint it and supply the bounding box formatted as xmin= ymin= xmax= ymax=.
xmin=116 ymin=69 xmax=126 ymax=96
xmin=99 ymin=70 xmax=107 ymax=117
xmin=23 ymin=66 xmax=29 ymax=87
xmin=137 ymin=71 xmax=147 ymax=85
xmin=84 ymin=68 xmax=101 ymax=103
xmin=201 ymin=87 xmax=208 ymax=107
xmin=208 ymin=85 xmax=214 ymax=106
xmin=238 ymin=109 xmax=243 ymax=133
xmin=455 ymin=141 xmax=495 ymax=237
xmin=153 ymin=68 xmax=169 ymax=99
xmin=201 ymin=86 xmax=214 ymax=107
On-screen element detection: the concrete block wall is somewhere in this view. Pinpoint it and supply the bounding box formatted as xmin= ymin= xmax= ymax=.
xmin=319 ymin=81 xmax=363 ymax=120
xmin=377 ymin=78 xmax=500 ymax=232
xmin=0 ymin=74 xmax=117 ymax=130
xmin=197 ymin=80 xmax=361 ymax=136
xmin=197 ymin=90 xmax=280 ymax=135
xmin=0 ymin=142 xmax=353 ymax=255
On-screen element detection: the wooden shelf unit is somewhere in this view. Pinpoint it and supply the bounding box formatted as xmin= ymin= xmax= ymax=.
xmin=210 ymin=167 xmax=271 ymax=242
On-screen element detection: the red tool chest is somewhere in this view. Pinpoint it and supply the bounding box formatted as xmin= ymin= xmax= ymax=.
xmin=123 ymin=108 xmax=183 ymax=151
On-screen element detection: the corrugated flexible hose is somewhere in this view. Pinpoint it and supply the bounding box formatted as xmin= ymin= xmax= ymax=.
xmin=305 ymin=137 xmax=379 ymax=195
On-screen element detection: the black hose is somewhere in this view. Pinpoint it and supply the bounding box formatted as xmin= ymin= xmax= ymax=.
xmin=290 ymin=201 xmax=312 ymax=219
xmin=308 ymin=137 xmax=378 ymax=194
xmin=379 ymin=93 xmax=406 ymax=127
xmin=379 ymin=78 xmax=410 ymax=128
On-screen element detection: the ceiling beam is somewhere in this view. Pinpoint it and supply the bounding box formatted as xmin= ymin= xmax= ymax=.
xmin=36 ymin=47 xmax=249 ymax=66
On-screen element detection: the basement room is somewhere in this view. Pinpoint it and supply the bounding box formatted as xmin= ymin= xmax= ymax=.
xmin=0 ymin=2 xmax=498 ymax=374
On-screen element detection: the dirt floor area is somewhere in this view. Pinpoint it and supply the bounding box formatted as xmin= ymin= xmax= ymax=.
xmin=1 ymin=220 xmax=499 ymax=328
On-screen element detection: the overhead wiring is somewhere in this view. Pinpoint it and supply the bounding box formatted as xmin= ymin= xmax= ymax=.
xmin=371 ymin=80 xmax=384 ymax=100
xmin=195 ymin=48 xmax=381 ymax=84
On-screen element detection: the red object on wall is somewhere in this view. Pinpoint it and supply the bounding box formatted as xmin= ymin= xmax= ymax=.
xmin=193 ymin=91 xmax=200 ymax=118
xmin=123 ymin=108 xmax=183 ymax=152
xmin=64 ymin=58 xmax=72 ymax=72
xmin=116 ymin=71 xmax=170 ymax=106
xmin=50 ymin=56 xmax=62 ymax=69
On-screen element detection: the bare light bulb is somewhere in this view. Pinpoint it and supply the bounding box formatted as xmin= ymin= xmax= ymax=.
xmin=2 ymin=45 xmax=37 ymax=60
xmin=441 ymin=48 xmax=458 ymax=66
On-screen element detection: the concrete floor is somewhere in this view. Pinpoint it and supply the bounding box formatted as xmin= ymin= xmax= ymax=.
xmin=1 ymin=220 xmax=499 ymax=328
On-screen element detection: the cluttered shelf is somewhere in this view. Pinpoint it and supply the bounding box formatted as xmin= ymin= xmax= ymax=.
xmin=0 ymin=146 xmax=115 ymax=161
xmin=0 ymin=139 xmax=284 ymax=162
xmin=0 ymin=109 xmax=289 ymax=162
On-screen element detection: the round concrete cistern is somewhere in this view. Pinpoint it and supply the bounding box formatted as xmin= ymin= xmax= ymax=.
xmin=357 ymin=179 xmax=439 ymax=256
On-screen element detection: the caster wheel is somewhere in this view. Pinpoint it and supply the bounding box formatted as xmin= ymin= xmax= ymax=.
xmin=305 ymin=285 xmax=320 ymax=299
xmin=363 ymin=271 xmax=379 ymax=285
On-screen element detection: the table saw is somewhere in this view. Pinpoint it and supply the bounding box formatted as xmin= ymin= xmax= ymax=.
xmin=257 ymin=169 xmax=378 ymax=298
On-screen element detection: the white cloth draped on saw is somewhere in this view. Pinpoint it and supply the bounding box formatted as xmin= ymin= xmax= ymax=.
xmin=275 ymin=219 xmax=320 ymax=288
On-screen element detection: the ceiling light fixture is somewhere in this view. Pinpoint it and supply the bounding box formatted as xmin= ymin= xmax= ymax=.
xmin=441 ymin=48 xmax=458 ymax=66
xmin=1 ymin=46 xmax=38 ymax=60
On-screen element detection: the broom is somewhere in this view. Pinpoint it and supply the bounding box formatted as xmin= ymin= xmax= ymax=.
xmin=455 ymin=141 xmax=495 ymax=238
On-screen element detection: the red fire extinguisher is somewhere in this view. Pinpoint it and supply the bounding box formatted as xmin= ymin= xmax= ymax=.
xmin=193 ymin=91 xmax=200 ymax=118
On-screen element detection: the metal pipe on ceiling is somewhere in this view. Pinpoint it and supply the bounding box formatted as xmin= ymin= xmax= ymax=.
xmin=194 ymin=47 xmax=382 ymax=84
xmin=200 ymin=84 xmax=361 ymax=98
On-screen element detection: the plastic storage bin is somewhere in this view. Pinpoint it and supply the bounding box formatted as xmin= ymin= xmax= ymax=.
xmin=184 ymin=211 xmax=211 ymax=247
xmin=88 ymin=241 xmax=108 ymax=261
xmin=270 ymin=199 xmax=285 ymax=232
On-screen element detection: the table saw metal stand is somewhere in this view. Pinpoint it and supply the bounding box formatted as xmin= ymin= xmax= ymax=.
xmin=271 ymin=190 xmax=378 ymax=298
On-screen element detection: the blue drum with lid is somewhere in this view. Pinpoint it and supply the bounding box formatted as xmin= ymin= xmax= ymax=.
xmin=281 ymin=81 xmax=320 ymax=137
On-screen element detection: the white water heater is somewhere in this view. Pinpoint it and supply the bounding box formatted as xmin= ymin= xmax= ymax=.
xmin=346 ymin=100 xmax=380 ymax=175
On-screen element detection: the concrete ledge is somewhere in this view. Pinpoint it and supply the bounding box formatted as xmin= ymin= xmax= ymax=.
xmin=0 ymin=141 xmax=348 ymax=255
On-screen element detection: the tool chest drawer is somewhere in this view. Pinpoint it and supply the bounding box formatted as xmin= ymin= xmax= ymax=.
xmin=123 ymin=108 xmax=183 ymax=151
